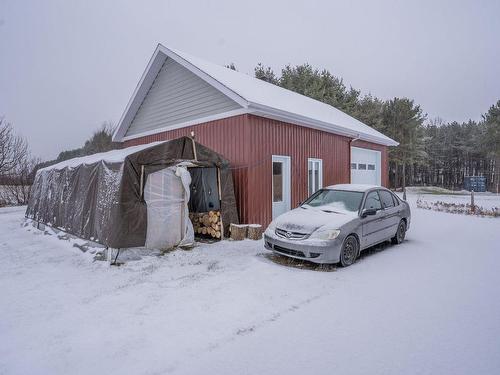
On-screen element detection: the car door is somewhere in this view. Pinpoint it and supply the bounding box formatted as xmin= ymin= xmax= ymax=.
xmin=360 ymin=190 xmax=385 ymax=247
xmin=378 ymin=189 xmax=400 ymax=239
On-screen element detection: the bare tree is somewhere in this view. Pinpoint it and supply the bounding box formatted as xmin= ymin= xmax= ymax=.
xmin=0 ymin=117 xmax=28 ymax=177
xmin=0 ymin=155 xmax=39 ymax=205
xmin=0 ymin=117 xmax=37 ymax=206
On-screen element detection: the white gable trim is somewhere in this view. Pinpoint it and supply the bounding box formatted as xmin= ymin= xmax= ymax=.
xmin=113 ymin=44 xmax=249 ymax=142
xmin=120 ymin=108 xmax=250 ymax=142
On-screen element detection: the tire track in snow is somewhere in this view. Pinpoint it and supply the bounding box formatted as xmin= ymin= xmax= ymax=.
xmin=163 ymin=291 xmax=333 ymax=374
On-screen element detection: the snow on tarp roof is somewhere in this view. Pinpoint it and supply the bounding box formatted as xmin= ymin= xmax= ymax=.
xmin=39 ymin=142 xmax=162 ymax=172
xmin=113 ymin=44 xmax=398 ymax=146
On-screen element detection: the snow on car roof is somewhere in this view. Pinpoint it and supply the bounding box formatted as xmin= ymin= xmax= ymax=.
xmin=325 ymin=184 xmax=380 ymax=192
xmin=39 ymin=142 xmax=162 ymax=172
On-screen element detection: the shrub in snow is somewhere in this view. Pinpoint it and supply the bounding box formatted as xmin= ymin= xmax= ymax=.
xmin=416 ymin=198 xmax=499 ymax=217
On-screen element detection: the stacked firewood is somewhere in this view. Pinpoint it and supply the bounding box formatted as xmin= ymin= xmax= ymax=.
xmin=189 ymin=211 xmax=222 ymax=239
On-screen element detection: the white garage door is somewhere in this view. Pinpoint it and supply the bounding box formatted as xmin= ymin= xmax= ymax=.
xmin=351 ymin=147 xmax=381 ymax=185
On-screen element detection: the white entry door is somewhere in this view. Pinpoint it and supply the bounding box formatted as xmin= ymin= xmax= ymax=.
xmin=351 ymin=147 xmax=381 ymax=185
xmin=272 ymin=155 xmax=291 ymax=219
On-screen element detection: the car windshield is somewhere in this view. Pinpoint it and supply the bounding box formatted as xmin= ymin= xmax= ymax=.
xmin=303 ymin=189 xmax=364 ymax=212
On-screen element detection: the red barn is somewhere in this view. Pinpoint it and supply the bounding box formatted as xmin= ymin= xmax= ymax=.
xmin=113 ymin=44 xmax=398 ymax=226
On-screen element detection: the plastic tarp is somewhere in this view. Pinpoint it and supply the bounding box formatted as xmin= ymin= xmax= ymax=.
xmin=144 ymin=166 xmax=194 ymax=250
xmin=26 ymin=137 xmax=239 ymax=248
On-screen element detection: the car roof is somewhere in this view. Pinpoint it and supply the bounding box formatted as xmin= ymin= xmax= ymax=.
xmin=325 ymin=184 xmax=382 ymax=192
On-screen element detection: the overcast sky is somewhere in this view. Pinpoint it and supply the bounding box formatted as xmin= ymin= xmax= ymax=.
xmin=1 ymin=0 xmax=499 ymax=160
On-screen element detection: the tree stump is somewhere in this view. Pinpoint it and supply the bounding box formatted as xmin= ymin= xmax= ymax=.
xmin=230 ymin=224 xmax=248 ymax=240
xmin=247 ymin=224 xmax=263 ymax=240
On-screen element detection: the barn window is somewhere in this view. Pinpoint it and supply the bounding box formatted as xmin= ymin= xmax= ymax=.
xmin=351 ymin=163 xmax=357 ymax=170
xmin=368 ymin=164 xmax=376 ymax=170
xmin=358 ymin=163 xmax=367 ymax=170
xmin=273 ymin=162 xmax=283 ymax=202
xmin=308 ymin=158 xmax=323 ymax=196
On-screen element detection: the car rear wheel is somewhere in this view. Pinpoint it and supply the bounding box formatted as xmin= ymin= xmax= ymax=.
xmin=339 ymin=235 xmax=359 ymax=267
xmin=391 ymin=220 xmax=406 ymax=245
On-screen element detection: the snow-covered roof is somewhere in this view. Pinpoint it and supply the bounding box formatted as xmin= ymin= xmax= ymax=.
xmin=326 ymin=184 xmax=380 ymax=192
xmin=113 ymin=44 xmax=398 ymax=147
xmin=39 ymin=142 xmax=162 ymax=172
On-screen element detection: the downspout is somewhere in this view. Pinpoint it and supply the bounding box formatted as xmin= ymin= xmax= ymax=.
xmin=349 ymin=134 xmax=361 ymax=183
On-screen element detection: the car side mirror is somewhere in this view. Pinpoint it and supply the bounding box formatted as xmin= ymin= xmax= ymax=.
xmin=361 ymin=208 xmax=377 ymax=218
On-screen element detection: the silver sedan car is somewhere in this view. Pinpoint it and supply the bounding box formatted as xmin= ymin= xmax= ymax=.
xmin=264 ymin=184 xmax=411 ymax=267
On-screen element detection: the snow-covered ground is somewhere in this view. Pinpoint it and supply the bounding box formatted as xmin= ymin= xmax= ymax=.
xmin=1 ymin=194 xmax=500 ymax=375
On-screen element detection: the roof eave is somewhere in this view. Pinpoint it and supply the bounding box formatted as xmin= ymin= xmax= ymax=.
xmin=248 ymin=103 xmax=398 ymax=147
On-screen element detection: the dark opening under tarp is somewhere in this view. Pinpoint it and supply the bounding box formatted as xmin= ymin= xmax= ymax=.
xmin=26 ymin=137 xmax=239 ymax=248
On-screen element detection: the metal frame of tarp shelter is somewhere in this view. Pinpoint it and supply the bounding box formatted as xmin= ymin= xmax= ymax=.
xmin=26 ymin=136 xmax=239 ymax=249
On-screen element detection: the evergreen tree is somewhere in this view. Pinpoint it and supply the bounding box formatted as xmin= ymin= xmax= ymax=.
xmin=353 ymin=94 xmax=384 ymax=130
xmin=482 ymin=101 xmax=500 ymax=192
xmin=278 ymin=64 xmax=360 ymax=115
xmin=380 ymin=98 xmax=426 ymax=189
xmin=82 ymin=122 xmax=115 ymax=155
xmin=254 ymin=63 xmax=279 ymax=84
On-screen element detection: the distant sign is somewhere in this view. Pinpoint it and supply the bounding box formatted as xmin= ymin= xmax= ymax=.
xmin=464 ymin=176 xmax=486 ymax=192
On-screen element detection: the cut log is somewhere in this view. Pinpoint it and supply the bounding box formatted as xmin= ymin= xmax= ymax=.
xmin=247 ymin=224 xmax=263 ymax=240
xmin=230 ymin=224 xmax=248 ymax=241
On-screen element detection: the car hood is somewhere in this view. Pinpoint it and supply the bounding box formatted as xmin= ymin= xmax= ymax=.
xmin=273 ymin=207 xmax=356 ymax=234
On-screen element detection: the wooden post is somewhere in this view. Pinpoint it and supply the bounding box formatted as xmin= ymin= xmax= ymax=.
xmin=471 ymin=189 xmax=475 ymax=213
xmin=190 ymin=136 xmax=198 ymax=162
xmin=217 ymin=167 xmax=224 ymax=239
xmin=140 ymin=165 xmax=145 ymax=199
xmin=403 ymin=186 xmax=407 ymax=201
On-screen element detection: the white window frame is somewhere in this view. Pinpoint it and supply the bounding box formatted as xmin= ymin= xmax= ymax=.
xmin=307 ymin=158 xmax=323 ymax=196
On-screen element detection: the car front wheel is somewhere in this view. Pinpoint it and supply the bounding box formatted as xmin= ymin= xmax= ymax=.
xmin=339 ymin=235 xmax=359 ymax=267
xmin=391 ymin=220 xmax=406 ymax=245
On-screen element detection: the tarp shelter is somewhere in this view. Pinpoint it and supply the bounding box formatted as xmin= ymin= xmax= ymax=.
xmin=26 ymin=137 xmax=238 ymax=249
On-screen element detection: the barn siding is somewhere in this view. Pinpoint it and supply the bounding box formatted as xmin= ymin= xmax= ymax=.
xmin=124 ymin=114 xmax=389 ymax=226
xmin=125 ymin=57 xmax=241 ymax=138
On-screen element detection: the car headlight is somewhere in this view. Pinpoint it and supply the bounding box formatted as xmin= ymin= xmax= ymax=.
xmin=310 ymin=228 xmax=341 ymax=240
xmin=265 ymin=220 xmax=277 ymax=234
